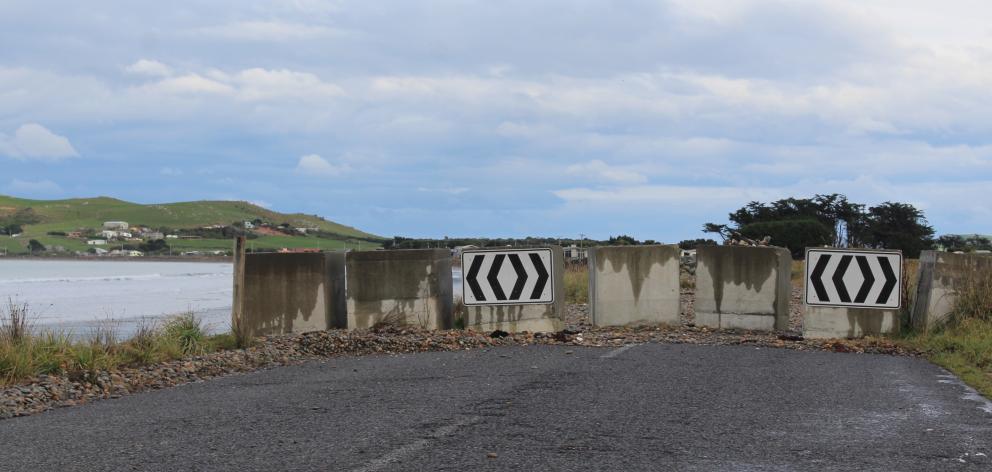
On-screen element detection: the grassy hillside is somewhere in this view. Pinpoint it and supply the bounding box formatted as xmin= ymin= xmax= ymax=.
xmin=0 ymin=195 xmax=383 ymax=255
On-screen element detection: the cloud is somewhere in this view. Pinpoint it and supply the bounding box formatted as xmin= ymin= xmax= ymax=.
xmin=125 ymin=59 xmax=172 ymax=77
xmin=295 ymin=154 xmax=350 ymax=177
xmin=417 ymin=187 xmax=470 ymax=195
xmin=192 ymin=20 xmax=347 ymax=42
xmin=0 ymin=124 xmax=79 ymax=161
xmin=565 ymin=160 xmax=647 ymax=184
xmin=5 ymin=178 xmax=63 ymax=196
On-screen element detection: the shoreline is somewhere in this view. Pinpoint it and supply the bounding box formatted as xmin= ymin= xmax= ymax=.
xmin=0 ymin=255 xmax=232 ymax=263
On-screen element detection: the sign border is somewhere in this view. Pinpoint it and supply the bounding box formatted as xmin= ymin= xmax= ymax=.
xmin=460 ymin=247 xmax=556 ymax=306
xmin=803 ymin=247 xmax=903 ymax=309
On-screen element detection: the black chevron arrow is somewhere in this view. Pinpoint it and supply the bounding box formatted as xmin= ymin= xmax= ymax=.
xmin=508 ymin=254 xmax=528 ymax=300
xmin=529 ymin=253 xmax=549 ymax=300
xmin=466 ymin=254 xmax=486 ymax=301
xmin=833 ymin=255 xmax=853 ymax=303
xmin=488 ymin=254 xmax=507 ymax=301
xmin=876 ymin=256 xmax=897 ymax=305
xmin=854 ymin=255 xmax=875 ymax=303
xmin=810 ymin=254 xmax=831 ymax=301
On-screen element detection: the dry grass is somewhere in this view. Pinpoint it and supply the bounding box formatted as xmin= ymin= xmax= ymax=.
xmin=564 ymin=263 xmax=588 ymax=304
xmin=0 ymin=303 xmax=231 ymax=386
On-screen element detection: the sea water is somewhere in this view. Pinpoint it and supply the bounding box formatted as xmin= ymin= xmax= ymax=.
xmin=0 ymin=259 xmax=232 ymax=337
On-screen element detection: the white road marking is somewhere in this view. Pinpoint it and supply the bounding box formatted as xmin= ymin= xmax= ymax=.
xmin=601 ymin=343 xmax=641 ymax=359
xmin=351 ymin=415 xmax=484 ymax=472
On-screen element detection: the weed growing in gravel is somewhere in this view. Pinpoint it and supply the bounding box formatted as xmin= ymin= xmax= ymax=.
xmin=0 ymin=303 xmax=235 ymax=386
xmin=163 ymin=312 xmax=206 ymax=356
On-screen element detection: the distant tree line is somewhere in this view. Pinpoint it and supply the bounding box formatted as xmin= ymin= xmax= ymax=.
xmin=703 ymin=194 xmax=936 ymax=258
xmin=937 ymin=234 xmax=992 ymax=253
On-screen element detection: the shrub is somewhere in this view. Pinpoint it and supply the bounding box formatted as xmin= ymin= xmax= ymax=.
xmin=163 ymin=312 xmax=206 ymax=355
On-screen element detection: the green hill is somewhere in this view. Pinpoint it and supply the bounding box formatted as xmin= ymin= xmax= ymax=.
xmin=0 ymin=195 xmax=384 ymax=255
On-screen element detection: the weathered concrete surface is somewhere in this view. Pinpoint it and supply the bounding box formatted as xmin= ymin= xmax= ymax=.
xmin=913 ymin=251 xmax=992 ymax=331
xmin=695 ymin=246 xmax=791 ymax=331
xmin=237 ymin=252 xmax=346 ymax=336
xmin=346 ymin=249 xmax=453 ymax=330
xmin=804 ymin=306 xmax=900 ymax=339
xmin=588 ymin=245 xmax=680 ymax=327
xmin=464 ymin=246 xmax=564 ymax=333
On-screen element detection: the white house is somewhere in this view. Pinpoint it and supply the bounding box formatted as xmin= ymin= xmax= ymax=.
xmin=100 ymin=230 xmax=118 ymax=239
xmin=87 ymin=239 xmax=107 ymax=245
xmin=165 ymin=234 xmax=178 ymax=239
xmin=244 ymin=221 xmax=255 ymax=229
xmin=103 ymin=221 xmax=129 ymax=230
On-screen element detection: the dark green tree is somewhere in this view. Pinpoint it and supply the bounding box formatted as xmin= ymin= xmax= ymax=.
xmin=850 ymin=202 xmax=934 ymax=258
xmin=27 ymin=239 xmax=46 ymax=253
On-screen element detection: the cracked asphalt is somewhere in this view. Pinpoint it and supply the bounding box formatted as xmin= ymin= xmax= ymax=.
xmin=1 ymin=343 xmax=990 ymax=471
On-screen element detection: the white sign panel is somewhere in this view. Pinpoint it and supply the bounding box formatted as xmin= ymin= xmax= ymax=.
xmin=804 ymin=248 xmax=902 ymax=309
xmin=461 ymin=248 xmax=554 ymax=306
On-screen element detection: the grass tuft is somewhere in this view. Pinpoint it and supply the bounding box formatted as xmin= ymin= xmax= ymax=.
xmin=0 ymin=303 xmax=237 ymax=386
xmin=564 ymin=263 xmax=588 ymax=304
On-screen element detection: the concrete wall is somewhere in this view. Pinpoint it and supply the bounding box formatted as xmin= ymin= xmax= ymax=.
xmin=694 ymin=246 xmax=791 ymax=331
xmin=588 ymin=245 xmax=680 ymax=327
xmin=237 ymin=252 xmax=346 ymax=336
xmin=804 ymin=306 xmax=900 ymax=339
xmin=912 ymin=251 xmax=992 ymax=330
xmin=463 ymin=246 xmax=565 ymax=333
xmin=346 ymin=249 xmax=453 ymax=330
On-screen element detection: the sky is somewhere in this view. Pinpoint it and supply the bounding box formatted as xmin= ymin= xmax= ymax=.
xmin=2 ymin=0 xmax=991 ymax=241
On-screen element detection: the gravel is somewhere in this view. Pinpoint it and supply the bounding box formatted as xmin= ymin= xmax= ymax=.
xmin=1 ymin=287 xmax=914 ymax=420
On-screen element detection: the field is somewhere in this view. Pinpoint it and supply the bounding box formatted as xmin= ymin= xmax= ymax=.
xmin=0 ymin=195 xmax=383 ymax=255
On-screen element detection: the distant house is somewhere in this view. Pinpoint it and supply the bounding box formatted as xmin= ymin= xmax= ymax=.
xmin=563 ymin=245 xmax=588 ymax=261
xmin=144 ymin=232 xmax=165 ymax=240
xmin=66 ymin=231 xmax=83 ymax=239
xmin=243 ymin=221 xmax=255 ymax=230
xmin=87 ymin=239 xmax=107 ymax=246
xmin=452 ymin=245 xmax=478 ymax=257
xmin=100 ymin=230 xmax=119 ymax=239
xmin=103 ymin=221 xmax=129 ymax=231
xmin=165 ymin=234 xmax=179 ymax=239
xmin=278 ymin=247 xmax=321 ymax=253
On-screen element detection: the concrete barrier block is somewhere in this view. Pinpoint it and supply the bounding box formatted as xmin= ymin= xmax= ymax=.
xmin=346 ymin=249 xmax=453 ymax=330
xmin=588 ymin=245 xmax=680 ymax=327
xmin=912 ymin=251 xmax=992 ymax=330
xmin=239 ymin=252 xmax=346 ymax=336
xmin=803 ymin=306 xmax=900 ymax=339
xmin=463 ymin=246 xmax=565 ymax=333
xmin=694 ymin=246 xmax=791 ymax=331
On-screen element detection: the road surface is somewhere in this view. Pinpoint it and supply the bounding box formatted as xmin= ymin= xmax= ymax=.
xmin=2 ymin=343 xmax=990 ymax=471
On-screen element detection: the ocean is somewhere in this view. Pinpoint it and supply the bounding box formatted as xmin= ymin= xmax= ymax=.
xmin=0 ymin=259 xmax=233 ymax=338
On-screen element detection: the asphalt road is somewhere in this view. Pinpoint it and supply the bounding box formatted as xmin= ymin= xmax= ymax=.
xmin=2 ymin=343 xmax=991 ymax=471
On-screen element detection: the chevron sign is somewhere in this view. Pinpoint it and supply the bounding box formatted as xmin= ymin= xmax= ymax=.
xmin=462 ymin=248 xmax=554 ymax=306
xmin=804 ymin=248 xmax=902 ymax=309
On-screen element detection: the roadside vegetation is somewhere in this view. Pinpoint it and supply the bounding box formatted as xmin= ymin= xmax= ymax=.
xmin=0 ymin=300 xmax=236 ymax=386
xmin=564 ymin=263 xmax=588 ymax=304
xmin=902 ymin=267 xmax=992 ymax=398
